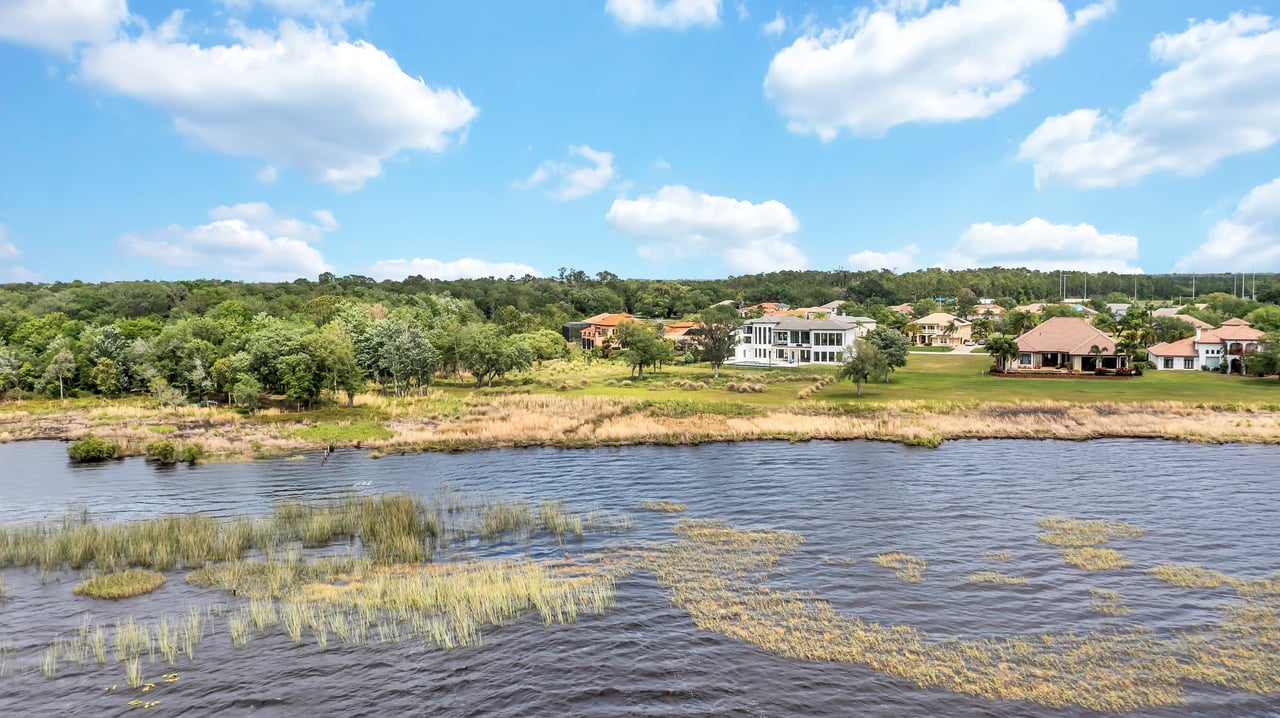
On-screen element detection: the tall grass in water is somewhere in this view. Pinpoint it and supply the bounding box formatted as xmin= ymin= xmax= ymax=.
xmin=874 ymin=552 xmax=927 ymax=582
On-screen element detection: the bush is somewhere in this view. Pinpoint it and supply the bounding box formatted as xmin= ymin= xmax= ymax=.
xmin=180 ymin=442 xmax=205 ymax=464
xmin=145 ymin=440 xmax=178 ymax=464
xmin=67 ymin=435 xmax=117 ymax=462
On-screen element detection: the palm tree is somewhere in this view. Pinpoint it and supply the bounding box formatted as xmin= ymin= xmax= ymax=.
xmin=1004 ymin=310 xmax=1040 ymax=337
xmin=1088 ymin=344 xmax=1104 ymax=372
xmin=984 ymin=335 xmax=1019 ymax=371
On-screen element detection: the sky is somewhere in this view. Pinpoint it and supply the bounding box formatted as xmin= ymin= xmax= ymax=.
xmin=0 ymin=0 xmax=1278 ymax=284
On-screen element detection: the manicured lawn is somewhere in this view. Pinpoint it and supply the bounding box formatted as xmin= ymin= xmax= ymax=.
xmin=909 ymin=345 xmax=955 ymax=353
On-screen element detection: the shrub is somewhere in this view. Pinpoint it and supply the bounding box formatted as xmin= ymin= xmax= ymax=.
xmin=620 ymin=380 xmax=633 ymax=387
xmin=146 ymin=439 xmax=178 ymax=464
xmin=556 ymin=383 xmax=569 ymax=391
xmin=180 ymin=442 xmax=205 ymax=464
xmin=67 ymin=435 xmax=117 ymax=462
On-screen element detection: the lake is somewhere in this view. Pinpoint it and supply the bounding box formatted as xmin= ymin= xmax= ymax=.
xmin=1 ymin=438 xmax=1278 ymax=716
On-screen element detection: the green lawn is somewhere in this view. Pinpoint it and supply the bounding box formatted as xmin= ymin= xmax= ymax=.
xmin=909 ymin=345 xmax=955 ymax=353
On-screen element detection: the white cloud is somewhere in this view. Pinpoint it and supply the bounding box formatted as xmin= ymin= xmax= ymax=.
xmin=1020 ymin=13 xmax=1280 ymax=188
xmin=763 ymin=0 xmax=1108 ymax=139
xmin=943 ymin=217 xmax=1142 ymax=272
xmin=2 ymin=266 xmax=42 ymax=284
xmin=606 ymin=184 xmax=806 ymax=273
xmin=846 ymin=244 xmax=919 ymax=271
xmin=761 ymin=13 xmax=786 ymax=37
xmin=79 ymin=17 xmax=478 ymax=191
xmin=654 ymin=158 xmax=671 ymax=170
xmin=605 ymin=0 xmax=721 ymax=30
xmin=368 ymin=258 xmax=541 ymax=281
xmin=0 ymin=224 xmax=20 ymax=261
xmin=118 ymin=202 xmax=334 ymax=281
xmin=0 ymin=0 xmax=126 ymax=54
xmin=1175 ymin=178 xmax=1280 ymax=272
xmin=220 ymin=0 xmax=372 ymax=31
xmin=516 ymin=146 xmax=616 ymax=201
xmin=256 ymin=166 xmax=279 ymax=185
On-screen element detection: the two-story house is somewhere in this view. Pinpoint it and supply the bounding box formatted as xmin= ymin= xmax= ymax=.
xmin=732 ymin=315 xmax=877 ymax=366
xmin=907 ymin=312 xmax=972 ymax=346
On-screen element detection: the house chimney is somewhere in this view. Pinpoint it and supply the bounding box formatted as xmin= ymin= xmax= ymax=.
xmin=1194 ymin=327 xmax=1201 ymax=341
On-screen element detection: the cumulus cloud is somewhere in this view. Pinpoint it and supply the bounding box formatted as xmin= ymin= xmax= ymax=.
xmin=368 ymin=258 xmax=541 ymax=281
xmin=79 ymin=17 xmax=478 ymax=191
xmin=763 ymin=0 xmax=1108 ymax=139
xmin=118 ymin=202 xmax=334 ymax=281
xmin=761 ymin=13 xmax=786 ymax=36
xmin=1020 ymin=13 xmax=1280 ymax=188
xmin=606 ymin=185 xmax=806 ymax=273
xmin=516 ymin=146 xmax=616 ymax=201
xmin=1175 ymin=178 xmax=1280 ymax=272
xmin=845 ymin=244 xmax=919 ymax=271
xmin=942 ymin=218 xmax=1142 ymax=272
xmin=605 ymin=0 xmax=721 ymax=30
xmin=0 ymin=0 xmax=126 ymax=54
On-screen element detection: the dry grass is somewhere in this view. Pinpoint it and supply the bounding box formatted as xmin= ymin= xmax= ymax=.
xmin=1090 ymin=588 xmax=1131 ymax=616
xmin=966 ymin=571 xmax=1028 ymax=585
xmin=1062 ymin=547 xmax=1132 ymax=571
xmin=636 ymin=501 xmax=688 ymax=513
xmin=1036 ymin=517 xmax=1146 ymax=547
xmin=873 ymin=552 xmax=927 ymax=582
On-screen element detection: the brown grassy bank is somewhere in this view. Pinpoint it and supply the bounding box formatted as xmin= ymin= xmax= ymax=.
xmin=3 ymin=395 xmax=1280 ymax=461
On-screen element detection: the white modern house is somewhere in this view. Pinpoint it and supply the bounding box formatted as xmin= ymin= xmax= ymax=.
xmin=731 ymin=315 xmax=877 ymax=366
xmin=1147 ymin=319 xmax=1266 ymax=373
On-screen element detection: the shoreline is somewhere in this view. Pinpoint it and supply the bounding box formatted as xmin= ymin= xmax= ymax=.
xmin=4 ymin=395 xmax=1279 ymax=461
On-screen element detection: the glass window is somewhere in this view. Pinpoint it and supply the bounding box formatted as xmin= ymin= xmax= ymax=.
xmin=1020 ymin=353 xmax=1031 ymax=365
xmin=1184 ymin=358 xmax=1195 ymax=369
xmin=1163 ymin=358 xmax=1174 ymax=369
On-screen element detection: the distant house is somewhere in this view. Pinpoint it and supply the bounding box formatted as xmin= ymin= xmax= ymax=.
xmin=732 ymin=315 xmax=876 ymax=366
xmin=578 ymin=312 xmax=634 ymax=350
xmin=661 ymin=320 xmax=699 ymax=347
xmin=888 ymin=302 xmax=914 ymax=316
xmin=1012 ymin=317 xmax=1127 ymax=372
xmin=907 ymin=312 xmax=971 ymax=346
xmin=1148 ymin=321 xmax=1265 ymax=373
xmin=1015 ymin=302 xmax=1099 ymax=318
xmin=1105 ymin=303 xmax=1131 ymax=319
xmin=740 ymin=302 xmax=789 ymax=317
xmin=965 ymin=303 xmax=1006 ymax=322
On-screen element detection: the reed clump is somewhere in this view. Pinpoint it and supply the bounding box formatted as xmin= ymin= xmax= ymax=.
xmin=966 ymin=571 xmax=1027 ymax=585
xmin=73 ymin=570 xmax=166 ymax=599
xmin=980 ymin=551 xmax=1011 ymax=561
xmin=874 ymin=552 xmax=927 ymax=582
xmin=1062 ymin=547 xmax=1132 ymax=571
xmin=1036 ymin=517 xmax=1145 ymax=547
xmin=1090 ymin=588 xmax=1131 ymax=615
xmin=636 ymin=501 xmax=688 ymax=513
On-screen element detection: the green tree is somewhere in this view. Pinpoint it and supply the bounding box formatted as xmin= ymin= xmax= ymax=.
xmin=1245 ymin=305 xmax=1280 ymax=333
xmin=42 ymin=343 xmax=76 ymax=400
xmin=149 ymin=376 xmax=187 ymax=410
xmin=1003 ymin=310 xmax=1039 ymax=337
xmin=687 ymin=305 xmax=742 ymax=378
xmin=984 ymin=335 xmax=1019 ymax=371
xmin=837 ymin=340 xmax=885 ymax=397
xmin=90 ymin=357 xmax=123 ymax=397
xmin=912 ymin=298 xmax=939 ymax=317
xmin=865 ymin=327 xmax=910 ymax=383
xmin=233 ymin=376 xmax=263 ymax=411
xmin=459 ymin=324 xmax=533 ymax=387
xmin=276 ymin=352 xmax=318 ymax=409
xmin=1152 ymin=316 xmax=1195 ymax=344
xmin=1245 ymin=334 xmax=1280 ymax=379
xmin=615 ymin=321 xmax=668 ymax=380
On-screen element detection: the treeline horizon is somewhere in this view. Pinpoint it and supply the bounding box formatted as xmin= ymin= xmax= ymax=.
xmin=3 ymin=267 xmax=1278 ymax=325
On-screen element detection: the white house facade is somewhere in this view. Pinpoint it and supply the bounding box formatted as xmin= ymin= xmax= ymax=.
xmin=732 ymin=316 xmax=876 ymax=366
xmin=1148 ymin=321 xmax=1265 ymax=372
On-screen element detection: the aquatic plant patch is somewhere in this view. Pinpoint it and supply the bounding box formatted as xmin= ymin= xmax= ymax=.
xmin=873 ymin=551 xmax=927 ymax=582
xmin=73 ymin=570 xmax=166 ymax=599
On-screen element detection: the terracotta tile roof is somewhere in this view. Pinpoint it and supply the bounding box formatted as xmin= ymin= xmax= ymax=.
xmin=1177 ymin=315 xmax=1215 ymax=330
xmin=1147 ymin=338 xmax=1198 ymax=357
xmin=888 ymin=303 xmax=914 ymax=314
xmin=1194 ymin=330 xmax=1223 ymax=344
xmin=1213 ymin=325 xmax=1264 ymax=341
xmin=581 ymin=312 xmax=633 ymax=327
xmin=1015 ymin=317 xmax=1118 ymax=355
xmin=1221 ymin=317 xmax=1252 ymax=326
xmin=913 ymin=312 xmax=969 ymax=326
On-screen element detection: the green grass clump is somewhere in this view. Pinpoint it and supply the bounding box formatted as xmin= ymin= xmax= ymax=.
xmin=291 ymin=420 xmax=393 ymax=444
xmin=146 ymin=425 xmax=178 ymax=434
xmin=637 ymin=501 xmax=688 ymax=513
xmin=73 ymin=570 xmax=166 ymax=599
xmin=1063 ymin=547 xmax=1131 ymax=571
xmin=66 ymin=435 xmax=116 ymax=462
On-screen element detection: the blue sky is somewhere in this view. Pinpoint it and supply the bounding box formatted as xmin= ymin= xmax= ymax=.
xmin=1 ymin=0 xmax=1278 ymax=283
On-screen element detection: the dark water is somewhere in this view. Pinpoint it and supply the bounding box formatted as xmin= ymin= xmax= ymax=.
xmin=1 ymin=438 xmax=1278 ymax=717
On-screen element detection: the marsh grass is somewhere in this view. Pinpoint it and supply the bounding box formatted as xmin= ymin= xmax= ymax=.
xmin=874 ymin=552 xmax=927 ymax=582
xmin=73 ymin=570 xmax=166 ymax=599
xmin=612 ymin=517 xmax=1280 ymax=712
xmin=966 ymin=571 xmax=1028 ymax=585
xmin=980 ymin=551 xmax=1011 ymax=561
xmin=1062 ymin=547 xmax=1132 ymax=571
xmin=636 ymin=501 xmax=687 ymax=513
xmin=1036 ymin=517 xmax=1145 ymax=547
xmin=1090 ymin=588 xmax=1131 ymax=615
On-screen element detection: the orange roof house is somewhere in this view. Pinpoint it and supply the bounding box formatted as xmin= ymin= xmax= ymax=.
xmin=578 ymin=312 xmax=634 ymax=350
xmin=1011 ymin=317 xmax=1126 ymax=372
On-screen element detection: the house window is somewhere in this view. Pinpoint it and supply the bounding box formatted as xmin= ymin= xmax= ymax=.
xmin=1019 ymin=353 xmax=1031 ymax=365
xmin=1163 ymin=358 xmax=1174 ymax=369
xmin=1184 ymin=358 xmax=1195 ymax=369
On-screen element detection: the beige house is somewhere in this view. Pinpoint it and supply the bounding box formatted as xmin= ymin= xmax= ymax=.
xmin=908 ymin=312 xmax=972 ymax=346
xmin=1012 ymin=317 xmax=1127 ymax=372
